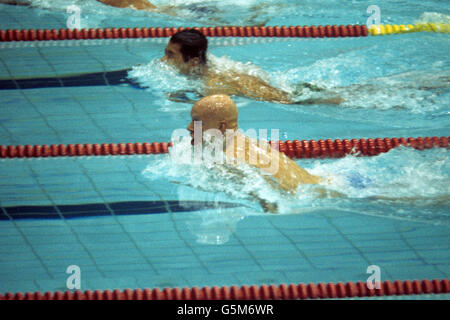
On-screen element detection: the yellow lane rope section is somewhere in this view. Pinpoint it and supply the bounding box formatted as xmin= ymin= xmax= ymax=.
xmin=369 ymin=23 xmax=450 ymax=36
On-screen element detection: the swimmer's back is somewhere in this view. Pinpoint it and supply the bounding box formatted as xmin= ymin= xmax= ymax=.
xmin=225 ymin=133 xmax=321 ymax=193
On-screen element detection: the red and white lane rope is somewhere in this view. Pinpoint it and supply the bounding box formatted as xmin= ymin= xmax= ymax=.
xmin=1 ymin=279 xmax=448 ymax=300
xmin=0 ymin=136 xmax=448 ymax=159
xmin=0 ymin=25 xmax=369 ymax=42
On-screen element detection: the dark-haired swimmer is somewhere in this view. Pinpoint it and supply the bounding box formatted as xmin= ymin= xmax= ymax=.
xmin=162 ymin=29 xmax=344 ymax=105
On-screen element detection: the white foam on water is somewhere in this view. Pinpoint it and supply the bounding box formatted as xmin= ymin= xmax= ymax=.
xmin=335 ymin=70 xmax=450 ymax=113
xmin=143 ymin=137 xmax=449 ymax=227
xmin=25 ymin=0 xmax=273 ymax=26
xmin=142 ymin=137 xmax=283 ymax=244
xmin=128 ymin=54 xmax=271 ymax=92
xmin=127 ymin=54 xmax=275 ymax=111
xmin=309 ymin=147 xmax=449 ymax=199
xmin=159 ymin=0 xmax=260 ymax=6
xmin=143 ymin=137 xmax=284 ymax=206
xmin=306 ymin=147 xmax=450 ymax=224
xmin=128 ymin=49 xmax=449 ymax=114
xmin=272 ymin=48 xmax=449 ymax=113
xmin=128 ymin=58 xmax=204 ymax=93
xmin=415 ymin=12 xmax=450 ymax=24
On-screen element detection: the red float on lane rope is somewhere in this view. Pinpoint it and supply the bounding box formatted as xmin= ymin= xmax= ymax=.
xmin=0 ymin=25 xmax=370 ymax=42
xmin=0 ymin=136 xmax=447 ymax=159
xmin=0 ymin=279 xmax=447 ymax=300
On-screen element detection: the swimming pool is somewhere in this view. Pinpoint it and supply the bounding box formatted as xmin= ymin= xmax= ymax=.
xmin=0 ymin=0 xmax=449 ymax=299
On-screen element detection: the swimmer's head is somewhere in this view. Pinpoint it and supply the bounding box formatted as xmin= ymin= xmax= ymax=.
xmin=187 ymin=94 xmax=238 ymax=144
xmin=162 ymin=29 xmax=208 ymax=75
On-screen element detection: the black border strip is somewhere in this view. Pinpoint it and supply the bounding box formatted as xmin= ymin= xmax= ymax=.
xmin=0 ymin=200 xmax=244 ymax=220
xmin=0 ymin=69 xmax=142 ymax=90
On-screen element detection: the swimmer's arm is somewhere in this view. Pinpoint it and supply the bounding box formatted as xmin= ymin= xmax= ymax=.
xmin=166 ymin=90 xmax=201 ymax=104
xmin=230 ymin=74 xmax=345 ymax=105
xmin=0 ymin=0 xmax=31 ymax=5
xmin=96 ymin=0 xmax=156 ymax=11
xmin=248 ymin=192 xmax=279 ymax=214
xmin=96 ymin=0 xmax=179 ymax=16
xmin=205 ymin=73 xmax=293 ymax=104
xmin=153 ymin=5 xmax=179 ymax=16
xmin=207 ymin=73 xmax=344 ymax=105
xmin=214 ymin=164 xmax=280 ymax=213
xmin=292 ymin=97 xmax=344 ymax=105
xmin=312 ymin=186 xmax=346 ymax=198
xmin=234 ymin=74 xmax=293 ymax=104
xmin=247 ymin=3 xmax=271 ymax=27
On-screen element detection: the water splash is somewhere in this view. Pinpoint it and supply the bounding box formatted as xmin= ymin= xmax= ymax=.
xmin=415 ymin=12 xmax=450 ymax=24
xmin=309 ymin=147 xmax=448 ymax=198
xmin=143 ymin=138 xmax=449 ymax=227
xmin=142 ymin=138 xmax=279 ymax=244
xmin=143 ymin=137 xmax=284 ymax=209
xmin=307 ymin=147 xmax=450 ymax=224
xmin=128 ymin=50 xmax=449 ymax=114
xmin=128 ymin=58 xmax=204 ymax=93
xmin=272 ymin=47 xmax=450 ymax=113
xmin=175 ymin=184 xmax=246 ymax=245
xmin=335 ymin=70 xmax=450 ymax=113
xmin=128 ymin=55 xmax=269 ymax=93
xmin=127 ymin=54 xmax=273 ymax=110
xmin=25 ymin=0 xmax=273 ymax=26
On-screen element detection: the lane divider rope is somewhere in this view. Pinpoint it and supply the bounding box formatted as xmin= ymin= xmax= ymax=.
xmin=1 ymin=279 xmax=448 ymax=300
xmin=0 ymin=136 xmax=448 ymax=159
xmin=0 ymin=25 xmax=369 ymax=41
xmin=1 ymin=23 xmax=448 ymax=42
xmin=369 ymin=22 xmax=450 ymax=36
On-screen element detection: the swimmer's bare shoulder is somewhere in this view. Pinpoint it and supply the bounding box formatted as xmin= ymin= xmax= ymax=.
xmin=204 ymin=70 xmax=292 ymax=103
xmin=204 ymin=71 xmax=345 ymax=105
xmin=243 ymin=138 xmax=322 ymax=192
xmin=265 ymin=150 xmax=346 ymax=199
xmin=203 ymin=72 xmax=238 ymax=96
xmin=274 ymin=151 xmax=321 ymax=187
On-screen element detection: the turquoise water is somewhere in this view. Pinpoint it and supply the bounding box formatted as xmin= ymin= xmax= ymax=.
xmin=1 ymin=0 xmax=450 ymax=29
xmin=0 ymin=1 xmax=449 ymax=298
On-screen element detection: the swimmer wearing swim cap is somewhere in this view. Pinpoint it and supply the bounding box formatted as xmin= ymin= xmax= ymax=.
xmin=186 ymin=94 xmax=325 ymax=212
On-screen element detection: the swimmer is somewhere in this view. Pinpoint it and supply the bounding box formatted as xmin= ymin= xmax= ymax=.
xmin=98 ymin=1 xmax=270 ymax=26
xmin=97 ymin=0 xmax=156 ymax=11
xmin=0 ymin=0 xmax=158 ymax=10
xmin=96 ymin=0 xmax=181 ymax=16
xmin=0 ymin=0 xmax=173 ymax=14
xmin=186 ymin=94 xmax=326 ymax=212
xmin=163 ymin=29 xmax=344 ymax=105
xmin=0 ymin=0 xmax=29 ymax=5
xmin=0 ymin=1 xmax=268 ymax=26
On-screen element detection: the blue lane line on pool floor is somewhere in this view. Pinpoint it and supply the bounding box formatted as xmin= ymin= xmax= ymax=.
xmin=0 ymin=68 xmax=140 ymax=90
xmin=0 ymin=200 xmax=243 ymax=220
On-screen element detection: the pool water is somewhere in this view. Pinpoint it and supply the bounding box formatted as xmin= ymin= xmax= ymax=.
xmin=0 ymin=0 xmax=449 ymax=297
